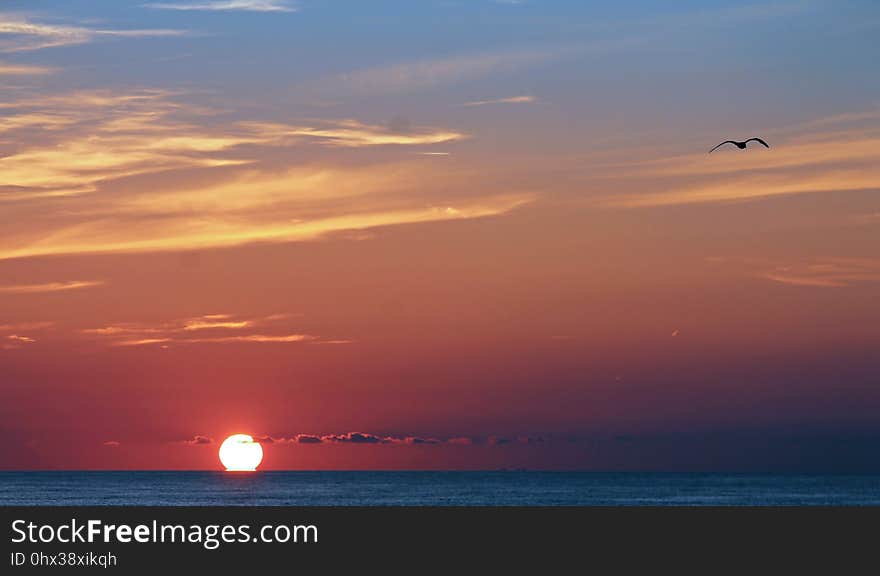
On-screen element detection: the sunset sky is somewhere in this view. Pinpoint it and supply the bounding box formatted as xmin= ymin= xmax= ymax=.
xmin=1 ymin=0 xmax=879 ymax=471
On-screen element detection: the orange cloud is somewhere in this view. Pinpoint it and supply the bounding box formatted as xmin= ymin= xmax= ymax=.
xmin=463 ymin=95 xmax=536 ymax=107
xmin=0 ymin=62 xmax=55 ymax=75
xmin=10 ymin=196 xmax=528 ymax=260
xmin=240 ymin=119 xmax=467 ymax=147
xmin=0 ymin=280 xmax=104 ymax=294
xmin=0 ymin=113 xmax=75 ymax=133
xmin=81 ymin=313 xmax=335 ymax=348
xmin=182 ymin=316 xmax=254 ymax=331
xmin=760 ymin=258 xmax=880 ymax=288
xmin=113 ymin=334 xmax=312 ymax=346
xmin=0 ymin=90 xmax=251 ymax=200
xmin=0 ymin=322 xmax=54 ymax=331
xmin=114 ymin=338 xmax=173 ymax=347
xmin=598 ymin=113 xmax=880 ymax=208
xmin=185 ymin=334 xmax=314 ymax=344
xmin=7 ymin=334 xmax=35 ymax=343
xmin=0 ymin=89 xmax=529 ymax=260
xmin=1 ymin=334 xmax=36 ymax=350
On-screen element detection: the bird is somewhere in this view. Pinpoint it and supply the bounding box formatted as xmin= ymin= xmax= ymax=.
xmin=709 ymin=137 xmax=770 ymax=153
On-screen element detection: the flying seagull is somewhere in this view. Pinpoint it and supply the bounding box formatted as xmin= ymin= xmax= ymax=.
xmin=709 ymin=137 xmax=770 ymax=153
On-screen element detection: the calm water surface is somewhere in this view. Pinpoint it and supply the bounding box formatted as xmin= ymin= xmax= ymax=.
xmin=2 ymin=472 xmax=880 ymax=505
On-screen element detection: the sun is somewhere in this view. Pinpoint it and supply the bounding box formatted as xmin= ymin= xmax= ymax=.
xmin=218 ymin=434 xmax=263 ymax=471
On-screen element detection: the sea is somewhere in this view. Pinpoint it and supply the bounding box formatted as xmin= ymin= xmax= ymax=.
xmin=2 ymin=472 xmax=880 ymax=505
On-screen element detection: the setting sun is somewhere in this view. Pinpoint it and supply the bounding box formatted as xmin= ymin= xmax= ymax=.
xmin=218 ymin=434 xmax=263 ymax=472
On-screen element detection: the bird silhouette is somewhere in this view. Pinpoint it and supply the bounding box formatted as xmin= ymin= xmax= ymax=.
xmin=709 ymin=137 xmax=770 ymax=153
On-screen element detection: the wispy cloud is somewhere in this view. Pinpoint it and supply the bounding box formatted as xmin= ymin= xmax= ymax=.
xmin=0 ymin=61 xmax=55 ymax=75
xmin=0 ymin=15 xmax=187 ymax=53
xmin=304 ymin=48 xmax=566 ymax=97
xmin=0 ymin=89 xmax=250 ymax=200
xmin=853 ymin=211 xmax=880 ymax=225
xmin=290 ymin=1 xmax=811 ymax=101
xmin=0 ymin=112 xmax=75 ymax=133
xmin=6 ymin=334 xmax=35 ymax=343
xmin=83 ymin=313 xmax=333 ymax=347
xmin=598 ymin=111 xmax=880 ymax=208
xmin=0 ymin=89 xmax=178 ymax=110
xmin=299 ymin=2 xmax=805 ymax=100
xmin=114 ymin=334 xmax=313 ymax=346
xmin=81 ymin=326 xmax=166 ymax=336
xmin=144 ymin=1 xmax=296 ymax=12
xmin=1 ymin=334 xmax=36 ymax=350
xmin=761 ymin=258 xmax=880 ymax=288
xmin=1 ymin=194 xmax=529 ymax=260
xmin=708 ymin=256 xmax=880 ymax=289
xmin=0 ymin=280 xmax=104 ymax=294
xmin=84 ymin=313 xmax=269 ymax=338
xmin=0 ymin=18 xmax=91 ymax=52
xmin=114 ymin=338 xmax=173 ymax=347
xmin=0 ymin=88 xmax=531 ymax=260
xmin=182 ymin=315 xmax=253 ymax=331
xmin=0 ymin=92 xmax=461 ymax=193
xmin=463 ymin=95 xmax=536 ymax=107
xmin=240 ymin=119 xmax=466 ymax=148
xmin=183 ymin=333 xmax=314 ymax=344
xmin=0 ymin=321 xmax=54 ymax=331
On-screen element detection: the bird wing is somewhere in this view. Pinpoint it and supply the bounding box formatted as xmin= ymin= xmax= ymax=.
xmin=747 ymin=137 xmax=770 ymax=148
xmin=709 ymin=141 xmax=737 ymax=153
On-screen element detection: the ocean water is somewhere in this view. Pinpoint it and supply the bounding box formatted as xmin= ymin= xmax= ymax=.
xmin=2 ymin=472 xmax=880 ymax=505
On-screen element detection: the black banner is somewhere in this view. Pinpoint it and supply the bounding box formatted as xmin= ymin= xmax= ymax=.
xmin=0 ymin=507 xmax=875 ymax=572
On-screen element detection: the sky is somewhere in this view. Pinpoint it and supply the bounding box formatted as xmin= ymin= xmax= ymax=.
xmin=1 ymin=0 xmax=879 ymax=471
